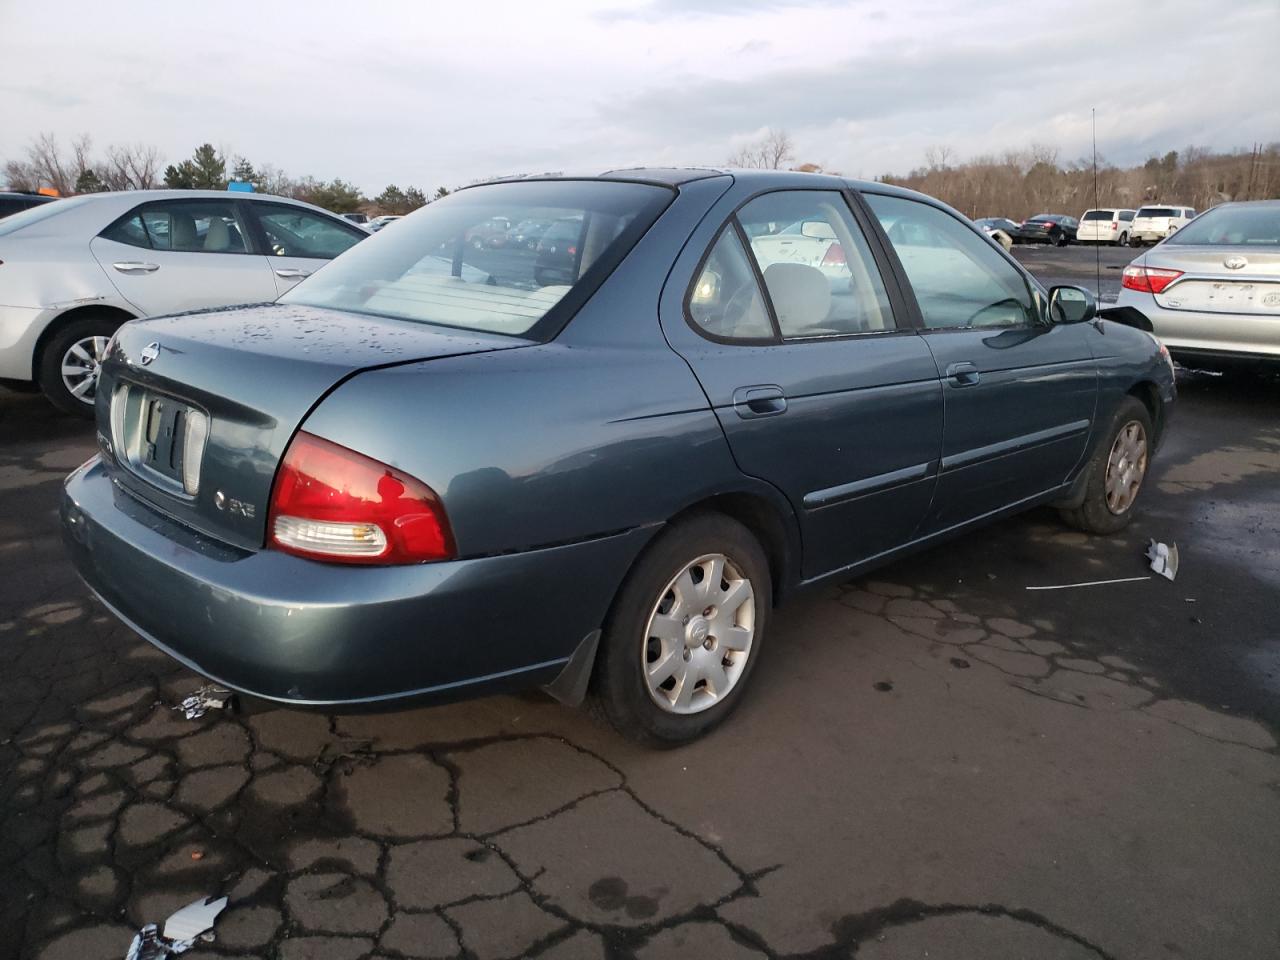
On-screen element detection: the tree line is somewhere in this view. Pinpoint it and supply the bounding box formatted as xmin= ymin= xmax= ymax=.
xmin=875 ymin=142 xmax=1279 ymax=220
xmin=2 ymin=134 xmax=450 ymax=215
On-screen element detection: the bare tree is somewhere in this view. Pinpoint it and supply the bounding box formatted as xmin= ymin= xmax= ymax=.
xmin=102 ymin=143 xmax=161 ymax=190
xmin=728 ymin=128 xmax=795 ymax=169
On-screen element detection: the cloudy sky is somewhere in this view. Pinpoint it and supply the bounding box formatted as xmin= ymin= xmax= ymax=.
xmin=2 ymin=0 xmax=1275 ymax=192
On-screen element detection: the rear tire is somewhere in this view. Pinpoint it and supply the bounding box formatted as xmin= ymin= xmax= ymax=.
xmin=1055 ymin=231 xmax=1069 ymax=247
xmin=1060 ymin=396 xmax=1153 ymax=535
xmin=37 ymin=314 xmax=123 ymax=418
xmin=588 ymin=513 xmax=771 ymax=747
xmin=1117 ymin=232 xmax=1129 ymax=247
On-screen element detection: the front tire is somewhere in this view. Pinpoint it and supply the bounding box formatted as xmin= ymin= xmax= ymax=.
xmin=37 ymin=314 xmax=122 ymax=418
xmin=589 ymin=513 xmax=771 ymax=746
xmin=1060 ymin=396 xmax=1154 ymax=535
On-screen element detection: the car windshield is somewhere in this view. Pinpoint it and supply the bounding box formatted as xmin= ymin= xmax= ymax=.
xmin=1165 ymin=205 xmax=1280 ymax=246
xmin=282 ymin=180 xmax=672 ymax=338
xmin=1082 ymin=210 xmax=1114 ymax=220
xmin=0 ymin=194 xmax=94 ymax=237
xmin=1137 ymin=207 xmax=1177 ymax=218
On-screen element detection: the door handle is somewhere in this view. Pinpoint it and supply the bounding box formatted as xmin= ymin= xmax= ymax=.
xmin=274 ymin=268 xmax=311 ymax=279
xmin=113 ymin=261 xmax=160 ymax=273
xmin=732 ymin=385 xmax=788 ymax=419
xmin=945 ymin=361 xmax=981 ymax=386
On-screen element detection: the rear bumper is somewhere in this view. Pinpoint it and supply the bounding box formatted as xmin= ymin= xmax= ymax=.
xmin=1114 ymin=290 xmax=1280 ymax=358
xmin=62 ymin=458 xmax=653 ymax=708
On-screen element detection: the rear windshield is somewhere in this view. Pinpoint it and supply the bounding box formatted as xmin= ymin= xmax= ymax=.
xmin=0 ymin=194 xmax=93 ymax=237
xmin=282 ymin=180 xmax=671 ymax=339
xmin=1136 ymin=207 xmax=1177 ymax=218
xmin=1166 ymin=204 xmax=1280 ymax=246
xmin=1081 ymin=210 xmax=1115 ymax=220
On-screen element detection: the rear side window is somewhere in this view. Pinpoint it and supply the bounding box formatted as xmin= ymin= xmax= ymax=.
xmin=1120 ymin=211 xmax=1135 ymax=221
xmin=282 ymin=179 xmax=672 ymax=339
xmin=253 ymin=203 xmax=365 ymax=259
xmin=866 ymin=193 xmax=1036 ymax=331
xmin=688 ymin=227 xmax=774 ymax=340
xmin=101 ymin=200 xmax=250 ymax=254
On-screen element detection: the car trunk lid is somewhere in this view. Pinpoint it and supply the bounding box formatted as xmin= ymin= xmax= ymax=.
xmin=98 ymin=302 xmax=531 ymax=550
xmin=1150 ymin=246 xmax=1280 ymax=314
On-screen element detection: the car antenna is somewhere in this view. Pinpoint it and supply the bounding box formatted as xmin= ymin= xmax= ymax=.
xmin=1092 ymin=107 xmax=1101 ymax=299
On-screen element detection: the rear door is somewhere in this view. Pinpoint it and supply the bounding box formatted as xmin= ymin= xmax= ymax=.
xmin=861 ymin=192 xmax=1097 ymax=533
xmin=245 ymin=201 xmax=368 ymax=295
xmin=660 ymin=188 xmax=943 ymax=580
xmin=91 ymin=198 xmax=278 ymax=316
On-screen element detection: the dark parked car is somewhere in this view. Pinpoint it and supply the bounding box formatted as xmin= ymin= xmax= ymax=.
xmin=1014 ymin=214 xmax=1078 ymax=246
xmin=62 ymin=169 xmax=1175 ymax=745
xmin=0 ymin=191 xmax=57 ymax=219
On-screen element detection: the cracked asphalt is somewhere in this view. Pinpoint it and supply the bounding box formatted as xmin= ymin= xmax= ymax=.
xmin=2 ymin=358 xmax=1279 ymax=960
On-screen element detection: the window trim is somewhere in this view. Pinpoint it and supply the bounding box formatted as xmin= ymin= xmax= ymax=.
xmin=682 ymin=187 xmax=916 ymax=347
xmin=853 ymin=189 xmax=1049 ymax=334
xmin=98 ymin=198 xmax=263 ymax=256
xmin=241 ymin=199 xmax=369 ymax=261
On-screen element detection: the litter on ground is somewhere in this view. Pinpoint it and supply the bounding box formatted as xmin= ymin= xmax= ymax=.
xmin=124 ymin=896 xmax=227 ymax=959
xmin=174 ymin=685 xmax=234 ymax=720
xmin=1146 ymin=540 xmax=1180 ymax=581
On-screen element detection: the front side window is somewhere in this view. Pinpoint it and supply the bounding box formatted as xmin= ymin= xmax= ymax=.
xmin=254 ymin=204 xmax=365 ymax=260
xmin=102 ymin=200 xmax=249 ymax=253
xmin=282 ymin=179 xmax=672 ymax=339
xmin=865 ymin=193 xmax=1036 ymax=330
xmin=737 ymin=191 xmax=895 ymax=338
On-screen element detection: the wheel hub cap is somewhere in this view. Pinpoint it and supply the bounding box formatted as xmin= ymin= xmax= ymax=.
xmin=643 ymin=553 xmax=755 ymax=715
xmin=1104 ymin=420 xmax=1148 ymax=515
xmin=60 ymin=335 xmax=110 ymax=405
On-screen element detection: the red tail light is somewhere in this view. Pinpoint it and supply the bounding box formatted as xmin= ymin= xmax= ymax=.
xmin=1122 ymin=265 xmax=1183 ymax=294
xmin=268 ymin=432 xmax=454 ymax=564
xmin=567 ymin=245 xmax=577 ymax=256
xmin=1110 ymin=222 xmax=1118 ymax=230
xmin=821 ymin=242 xmax=846 ymax=266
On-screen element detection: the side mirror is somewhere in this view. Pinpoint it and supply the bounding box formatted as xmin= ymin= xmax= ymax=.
xmin=1048 ymin=285 xmax=1097 ymax=324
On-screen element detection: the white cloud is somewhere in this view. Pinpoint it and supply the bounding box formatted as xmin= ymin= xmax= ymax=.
xmin=0 ymin=0 xmax=1274 ymax=192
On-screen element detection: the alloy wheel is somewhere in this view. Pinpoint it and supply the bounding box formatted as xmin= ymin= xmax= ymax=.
xmin=60 ymin=335 xmax=110 ymax=406
xmin=1105 ymin=420 xmax=1148 ymax=515
xmin=642 ymin=553 xmax=755 ymax=715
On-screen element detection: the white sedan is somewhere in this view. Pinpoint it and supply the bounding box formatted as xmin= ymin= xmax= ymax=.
xmin=0 ymin=189 xmax=368 ymax=414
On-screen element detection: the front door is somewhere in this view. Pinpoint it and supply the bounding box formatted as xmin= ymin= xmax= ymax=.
xmin=861 ymin=192 xmax=1098 ymax=533
xmin=244 ymin=201 xmax=368 ymax=296
xmin=91 ymin=197 xmax=278 ymax=316
xmin=660 ymin=189 xmax=943 ymax=581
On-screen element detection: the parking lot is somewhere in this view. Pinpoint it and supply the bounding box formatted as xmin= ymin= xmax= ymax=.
xmin=3 ymin=266 xmax=1280 ymax=960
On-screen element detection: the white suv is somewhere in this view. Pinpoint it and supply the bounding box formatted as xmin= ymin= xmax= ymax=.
xmin=1130 ymin=205 xmax=1196 ymax=246
xmin=1076 ymin=208 xmax=1136 ymax=246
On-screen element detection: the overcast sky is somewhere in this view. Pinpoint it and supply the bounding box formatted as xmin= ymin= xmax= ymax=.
xmin=2 ymin=0 xmax=1276 ymax=192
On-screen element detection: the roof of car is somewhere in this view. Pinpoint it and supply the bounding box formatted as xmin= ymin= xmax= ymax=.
xmin=468 ymin=166 xmax=894 ymax=194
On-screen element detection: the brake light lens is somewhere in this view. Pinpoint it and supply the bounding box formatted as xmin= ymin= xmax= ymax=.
xmin=268 ymin=432 xmax=454 ymax=564
xmin=1122 ymin=265 xmax=1184 ymax=294
xmin=820 ymin=242 xmax=846 ymax=266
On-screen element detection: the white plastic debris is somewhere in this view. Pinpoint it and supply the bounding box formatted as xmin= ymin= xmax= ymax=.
xmin=125 ymin=896 xmax=227 ymax=959
xmin=175 ymin=684 xmax=233 ymax=720
xmin=1146 ymin=540 xmax=1179 ymax=581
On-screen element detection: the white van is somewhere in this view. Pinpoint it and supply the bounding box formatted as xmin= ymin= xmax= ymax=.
xmin=1076 ymin=208 xmax=1137 ymax=246
xmin=1130 ymin=205 xmax=1196 ymax=245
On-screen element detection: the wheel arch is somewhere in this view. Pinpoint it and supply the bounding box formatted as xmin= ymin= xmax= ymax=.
xmin=1127 ymin=379 xmax=1165 ymax=445
xmin=33 ymin=304 xmax=136 ymax=373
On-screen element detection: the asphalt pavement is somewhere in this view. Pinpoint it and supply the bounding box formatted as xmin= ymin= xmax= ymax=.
xmin=2 ymin=282 xmax=1278 ymax=959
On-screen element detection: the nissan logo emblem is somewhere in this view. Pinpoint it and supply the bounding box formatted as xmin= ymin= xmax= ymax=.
xmin=1223 ymin=256 xmax=1248 ymax=270
xmin=140 ymin=342 xmax=160 ymax=366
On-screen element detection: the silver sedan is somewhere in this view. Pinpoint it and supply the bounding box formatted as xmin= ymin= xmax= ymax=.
xmin=1114 ymin=200 xmax=1280 ymax=365
xmin=0 ymin=190 xmax=367 ymax=414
